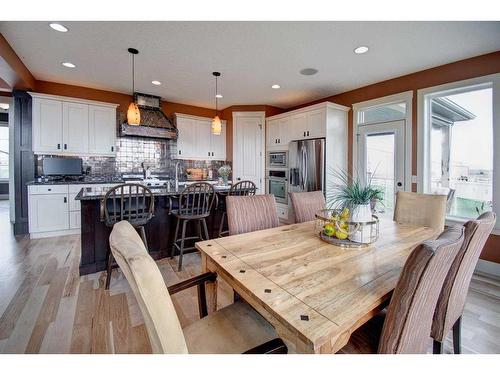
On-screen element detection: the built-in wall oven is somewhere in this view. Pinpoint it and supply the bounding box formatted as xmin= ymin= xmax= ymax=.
xmin=267 ymin=169 xmax=288 ymax=204
xmin=268 ymin=151 xmax=288 ymax=168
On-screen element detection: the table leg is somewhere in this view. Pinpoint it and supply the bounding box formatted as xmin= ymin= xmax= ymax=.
xmin=201 ymin=253 xmax=218 ymax=313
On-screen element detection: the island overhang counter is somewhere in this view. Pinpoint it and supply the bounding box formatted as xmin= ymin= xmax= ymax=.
xmin=75 ymin=185 xmax=231 ymax=275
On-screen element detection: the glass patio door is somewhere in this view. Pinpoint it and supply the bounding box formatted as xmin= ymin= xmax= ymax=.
xmin=357 ymin=120 xmax=406 ymax=214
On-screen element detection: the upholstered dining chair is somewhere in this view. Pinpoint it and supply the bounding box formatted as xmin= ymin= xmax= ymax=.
xmin=109 ymin=220 xmax=286 ymax=354
xmin=218 ymin=180 xmax=257 ymax=237
xmin=432 ymin=211 xmax=497 ymax=354
xmin=340 ymin=225 xmax=465 ymax=354
xmin=289 ymin=191 xmax=326 ymax=223
xmin=226 ymin=194 xmax=280 ymax=235
xmin=393 ymin=191 xmax=447 ymax=233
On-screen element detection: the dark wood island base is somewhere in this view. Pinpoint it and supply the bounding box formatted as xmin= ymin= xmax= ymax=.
xmin=78 ymin=192 xmax=228 ymax=275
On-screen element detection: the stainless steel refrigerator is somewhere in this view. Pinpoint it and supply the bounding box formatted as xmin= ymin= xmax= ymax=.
xmin=288 ymin=138 xmax=325 ymax=194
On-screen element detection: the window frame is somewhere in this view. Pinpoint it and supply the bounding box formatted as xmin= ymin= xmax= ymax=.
xmin=417 ymin=73 xmax=500 ymax=233
xmin=0 ymin=121 xmax=8 ymax=182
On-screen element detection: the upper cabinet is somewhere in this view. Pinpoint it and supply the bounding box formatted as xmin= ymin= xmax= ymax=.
xmin=31 ymin=93 xmax=118 ymax=156
xmin=266 ymin=102 xmax=347 ymax=150
xmin=174 ymin=113 xmax=227 ymax=161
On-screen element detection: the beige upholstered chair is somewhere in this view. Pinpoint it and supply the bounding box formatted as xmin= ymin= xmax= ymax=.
xmin=109 ymin=220 xmax=286 ymax=354
xmin=341 ymin=225 xmax=465 ymax=354
xmin=289 ymin=191 xmax=326 ymax=223
xmin=432 ymin=212 xmax=497 ymax=354
xmin=226 ymin=194 xmax=280 ymax=235
xmin=393 ymin=191 xmax=447 ymax=233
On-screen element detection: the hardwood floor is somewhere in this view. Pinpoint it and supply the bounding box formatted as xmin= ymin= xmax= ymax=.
xmin=0 ymin=199 xmax=499 ymax=354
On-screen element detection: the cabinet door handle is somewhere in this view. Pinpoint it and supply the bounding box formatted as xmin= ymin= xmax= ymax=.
xmin=303 ymin=131 xmax=306 ymax=137
xmin=307 ymin=131 xmax=310 ymax=136
xmin=48 ymin=188 xmax=52 ymax=191
xmin=179 ymin=150 xmax=181 ymax=155
xmin=212 ymin=152 xmax=214 ymax=156
xmin=57 ymin=143 xmax=61 ymax=149
xmin=64 ymin=197 xmax=67 ymax=203
xmin=64 ymin=144 xmax=67 ymax=150
xmin=111 ymin=146 xmax=114 ymax=152
xmin=208 ymin=152 xmax=210 ymax=156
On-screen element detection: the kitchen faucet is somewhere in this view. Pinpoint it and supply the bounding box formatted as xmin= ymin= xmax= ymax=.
xmin=175 ymin=161 xmax=181 ymax=190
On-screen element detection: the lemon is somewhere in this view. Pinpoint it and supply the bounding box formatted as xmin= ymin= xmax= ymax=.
xmin=340 ymin=208 xmax=350 ymax=220
xmin=335 ymin=230 xmax=348 ymax=240
xmin=323 ymin=223 xmax=335 ymax=237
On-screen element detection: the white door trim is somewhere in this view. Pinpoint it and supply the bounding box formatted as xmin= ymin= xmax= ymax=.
xmin=232 ymin=111 xmax=266 ymax=193
xmin=353 ymin=91 xmax=413 ymax=191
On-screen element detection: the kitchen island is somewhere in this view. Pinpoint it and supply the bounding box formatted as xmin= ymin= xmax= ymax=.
xmin=75 ymin=184 xmax=231 ymax=275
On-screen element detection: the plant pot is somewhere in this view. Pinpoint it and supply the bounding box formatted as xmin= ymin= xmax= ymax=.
xmin=349 ymin=203 xmax=373 ymax=244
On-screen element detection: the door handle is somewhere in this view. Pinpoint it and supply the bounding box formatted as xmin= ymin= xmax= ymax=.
xmin=111 ymin=146 xmax=114 ymax=152
xmin=64 ymin=197 xmax=67 ymax=203
xmin=307 ymin=131 xmax=310 ymax=136
xmin=397 ymin=182 xmax=403 ymax=187
xmin=179 ymin=150 xmax=181 ymax=155
xmin=57 ymin=143 xmax=61 ymax=150
xmin=237 ymin=177 xmax=241 ymax=181
xmin=64 ymin=144 xmax=67 ymax=150
xmin=208 ymin=152 xmax=210 ymax=156
xmin=303 ymin=131 xmax=306 ymax=137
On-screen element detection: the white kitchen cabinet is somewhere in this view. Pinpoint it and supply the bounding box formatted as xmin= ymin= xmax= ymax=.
xmin=306 ymin=108 xmax=327 ymax=138
xmin=210 ymin=122 xmax=226 ymax=160
xmin=32 ymin=98 xmax=63 ymax=153
xmin=63 ymin=101 xmax=89 ymax=153
xmin=28 ymin=187 xmax=69 ymax=234
xmin=267 ymin=119 xmax=279 ymax=148
xmin=195 ymin=119 xmax=213 ymax=158
xmin=88 ymin=105 xmax=116 ymax=156
xmin=175 ymin=113 xmax=227 ymax=161
xmin=31 ymin=93 xmax=118 ymax=157
xmin=290 ymin=113 xmax=307 ymax=141
xmin=176 ymin=116 xmax=196 ymax=158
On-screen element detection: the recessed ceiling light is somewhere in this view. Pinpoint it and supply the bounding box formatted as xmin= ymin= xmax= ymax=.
xmin=61 ymin=62 xmax=76 ymax=68
xmin=271 ymin=84 xmax=281 ymax=89
xmin=215 ymin=94 xmax=223 ymax=99
xmin=49 ymin=23 xmax=68 ymax=32
xmin=152 ymin=80 xmax=161 ymax=86
xmin=300 ymin=68 xmax=318 ymax=76
xmin=0 ymin=103 xmax=9 ymax=110
xmin=354 ymin=46 xmax=369 ymax=54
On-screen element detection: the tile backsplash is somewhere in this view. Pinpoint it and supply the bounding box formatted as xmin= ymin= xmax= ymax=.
xmin=35 ymin=136 xmax=230 ymax=180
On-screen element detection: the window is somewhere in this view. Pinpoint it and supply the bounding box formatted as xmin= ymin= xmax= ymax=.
xmin=429 ymin=88 xmax=493 ymax=219
xmin=358 ymin=102 xmax=407 ymax=124
xmin=0 ymin=125 xmax=8 ymax=180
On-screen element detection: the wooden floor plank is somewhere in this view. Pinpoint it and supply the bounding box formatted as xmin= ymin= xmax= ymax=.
xmin=109 ymin=293 xmax=131 ymax=354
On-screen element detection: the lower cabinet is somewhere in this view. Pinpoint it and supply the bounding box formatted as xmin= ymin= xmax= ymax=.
xmin=28 ymin=190 xmax=69 ymax=234
xmin=28 ymin=183 xmax=117 ymax=238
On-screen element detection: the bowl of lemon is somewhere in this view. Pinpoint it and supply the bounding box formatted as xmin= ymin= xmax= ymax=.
xmin=315 ymin=208 xmax=379 ymax=247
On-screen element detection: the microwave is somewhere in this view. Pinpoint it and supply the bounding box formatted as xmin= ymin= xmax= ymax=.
xmin=268 ymin=151 xmax=288 ymax=168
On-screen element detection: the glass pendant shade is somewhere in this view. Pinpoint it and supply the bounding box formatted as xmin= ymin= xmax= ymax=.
xmin=211 ymin=115 xmax=222 ymax=135
xmin=127 ymin=102 xmax=141 ymax=126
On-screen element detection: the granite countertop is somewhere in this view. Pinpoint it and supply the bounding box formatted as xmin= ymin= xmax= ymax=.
xmin=75 ymin=184 xmax=232 ymax=201
xmin=27 ymin=177 xmax=125 ymax=185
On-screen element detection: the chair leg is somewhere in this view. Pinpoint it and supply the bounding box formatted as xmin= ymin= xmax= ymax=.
xmin=138 ymin=226 xmax=148 ymax=251
xmin=433 ymin=339 xmax=443 ymax=354
xmin=202 ymin=218 xmax=210 ymax=241
xmin=218 ymin=211 xmax=226 ymax=238
xmin=105 ymin=248 xmax=114 ymax=290
xmin=178 ymin=219 xmax=188 ymax=271
xmin=452 ymin=316 xmax=462 ymax=354
xmin=171 ymin=217 xmax=180 ymax=258
xmin=196 ymin=220 xmax=203 ymax=241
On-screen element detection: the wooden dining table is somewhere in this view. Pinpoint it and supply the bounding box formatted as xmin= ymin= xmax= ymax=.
xmin=195 ymin=217 xmax=437 ymax=353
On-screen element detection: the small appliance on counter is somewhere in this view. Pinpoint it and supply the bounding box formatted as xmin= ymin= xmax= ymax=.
xmin=41 ymin=157 xmax=84 ymax=181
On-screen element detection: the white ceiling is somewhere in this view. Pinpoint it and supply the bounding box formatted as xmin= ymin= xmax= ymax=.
xmin=1 ymin=21 xmax=499 ymax=109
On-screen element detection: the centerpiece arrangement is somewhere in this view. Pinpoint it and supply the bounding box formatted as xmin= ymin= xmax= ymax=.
xmin=316 ymin=169 xmax=383 ymax=246
xmin=217 ymin=164 xmax=232 ymax=185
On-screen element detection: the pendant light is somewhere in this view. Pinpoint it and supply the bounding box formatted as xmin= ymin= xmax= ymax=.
xmin=127 ymin=48 xmax=140 ymax=126
xmin=211 ymin=72 xmax=222 ymax=135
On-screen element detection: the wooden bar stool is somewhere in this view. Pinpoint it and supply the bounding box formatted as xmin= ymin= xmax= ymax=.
xmin=102 ymin=183 xmax=154 ymax=289
xmin=170 ymin=182 xmax=216 ymax=271
xmin=218 ymin=180 xmax=256 ymax=237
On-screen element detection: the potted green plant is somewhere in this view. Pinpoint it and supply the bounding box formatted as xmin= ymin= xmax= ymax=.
xmin=326 ymin=169 xmax=383 ymax=243
xmin=218 ymin=164 xmax=232 ymax=185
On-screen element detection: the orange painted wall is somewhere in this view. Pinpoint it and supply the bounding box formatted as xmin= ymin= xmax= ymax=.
xmin=221 ymin=105 xmax=283 ymax=162
xmin=285 ymin=51 xmax=500 ymax=263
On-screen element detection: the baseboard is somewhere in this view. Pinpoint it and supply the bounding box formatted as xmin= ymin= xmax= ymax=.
xmin=474 ymin=259 xmax=500 ymax=280
xmin=30 ymin=228 xmax=81 ymax=239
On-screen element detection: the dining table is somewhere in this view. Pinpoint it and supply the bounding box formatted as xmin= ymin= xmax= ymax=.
xmin=195 ymin=217 xmax=438 ymax=354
